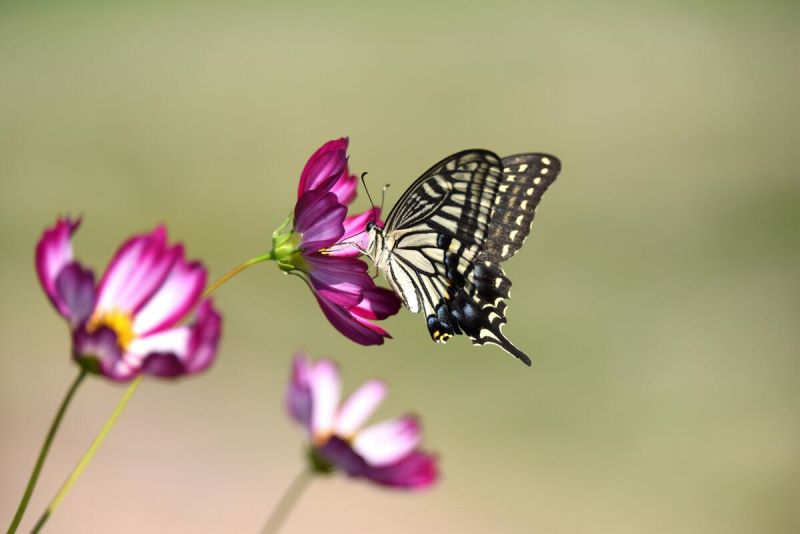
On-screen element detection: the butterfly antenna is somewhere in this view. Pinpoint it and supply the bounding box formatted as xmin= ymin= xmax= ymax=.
xmin=360 ymin=172 xmax=378 ymax=224
xmin=380 ymin=183 xmax=390 ymax=214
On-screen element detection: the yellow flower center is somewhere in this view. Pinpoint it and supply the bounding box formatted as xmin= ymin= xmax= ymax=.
xmin=88 ymin=309 xmax=135 ymax=351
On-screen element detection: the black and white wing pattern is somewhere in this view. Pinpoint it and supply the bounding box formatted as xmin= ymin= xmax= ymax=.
xmin=367 ymin=149 xmax=560 ymax=366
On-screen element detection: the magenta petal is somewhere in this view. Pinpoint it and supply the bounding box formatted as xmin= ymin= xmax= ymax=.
xmin=73 ymin=327 xmax=139 ymax=382
xmin=96 ymin=226 xmax=179 ymax=314
xmin=134 ymin=300 xmax=222 ymax=379
xmin=294 ymin=191 xmax=346 ymax=253
xmin=318 ymin=436 xmax=371 ymax=478
xmin=312 ymin=291 xmax=389 ymax=346
xmin=36 ymin=217 xmax=81 ymax=318
xmin=297 ymin=138 xmax=349 ymax=195
xmin=329 ymin=172 xmax=357 ymax=206
xmin=133 ymin=255 xmax=207 ymax=336
xmin=351 ymin=287 xmax=402 ymax=321
xmin=182 ymin=300 xmax=223 ymax=375
xmin=139 ymin=353 xmax=185 ymax=378
xmin=365 ymin=450 xmax=439 ymax=490
xmin=307 ymin=255 xmax=372 ymax=308
xmin=317 ymin=438 xmax=439 ymax=490
xmin=287 ymin=353 xmax=314 ymax=428
xmin=55 ymin=262 xmax=97 ymax=326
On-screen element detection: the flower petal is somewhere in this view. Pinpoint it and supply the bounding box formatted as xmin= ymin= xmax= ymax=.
xmin=329 ymin=172 xmax=357 ymax=206
xmin=325 ymin=208 xmax=381 ymax=257
xmin=309 ymin=359 xmax=341 ymax=436
xmin=351 ymin=287 xmax=402 ymax=321
xmin=181 ymin=299 xmax=223 ymax=375
xmin=287 ymin=353 xmax=314 ymax=428
xmin=312 ymin=291 xmax=390 ymax=346
xmin=317 ymin=437 xmax=439 ymax=490
xmin=335 ymin=380 xmax=387 ymax=436
xmin=353 ymin=416 xmax=422 ymax=466
xmin=131 ymin=300 xmax=222 ymax=379
xmin=294 ymin=191 xmax=346 ymax=253
xmin=307 ymin=255 xmax=372 ymax=308
xmin=317 ymin=435 xmax=370 ymax=477
xmin=35 ymin=217 xmax=81 ymax=318
xmin=132 ymin=254 xmax=207 ymax=336
xmin=365 ymin=450 xmax=439 ymax=489
xmin=73 ymin=326 xmax=139 ymax=382
xmin=297 ymin=138 xmax=349 ymax=195
xmin=55 ymin=262 xmax=97 ymax=326
xmin=96 ymin=226 xmax=179 ymax=314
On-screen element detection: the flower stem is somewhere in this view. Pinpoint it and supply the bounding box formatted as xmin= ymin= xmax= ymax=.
xmin=29 ymin=374 xmax=143 ymax=534
xmin=6 ymin=370 xmax=87 ymax=534
xmin=261 ymin=469 xmax=314 ymax=534
xmin=203 ymin=253 xmax=274 ymax=298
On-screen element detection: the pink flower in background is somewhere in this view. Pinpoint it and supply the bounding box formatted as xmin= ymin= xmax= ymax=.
xmin=286 ymin=353 xmax=438 ymax=489
xmin=36 ymin=218 xmax=222 ymax=381
xmin=272 ymin=138 xmax=401 ymax=345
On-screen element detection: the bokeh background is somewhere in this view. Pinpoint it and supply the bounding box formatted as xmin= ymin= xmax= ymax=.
xmin=1 ymin=1 xmax=798 ymax=533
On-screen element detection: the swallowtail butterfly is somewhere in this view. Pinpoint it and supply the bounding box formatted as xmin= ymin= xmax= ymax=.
xmin=365 ymin=150 xmax=560 ymax=365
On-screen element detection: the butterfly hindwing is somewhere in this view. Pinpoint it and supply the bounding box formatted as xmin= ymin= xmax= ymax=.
xmin=482 ymin=153 xmax=561 ymax=262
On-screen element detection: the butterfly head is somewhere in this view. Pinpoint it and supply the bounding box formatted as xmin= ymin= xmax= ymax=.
xmin=365 ymin=220 xmax=385 ymax=263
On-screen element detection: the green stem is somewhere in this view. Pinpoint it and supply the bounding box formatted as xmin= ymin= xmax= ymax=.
xmin=30 ymin=374 xmax=143 ymax=534
xmin=202 ymin=253 xmax=273 ymax=299
xmin=261 ymin=469 xmax=314 ymax=534
xmin=6 ymin=371 xmax=87 ymax=534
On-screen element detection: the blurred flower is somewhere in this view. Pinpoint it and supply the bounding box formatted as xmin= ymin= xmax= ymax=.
xmin=272 ymin=138 xmax=401 ymax=345
xmin=36 ymin=218 xmax=222 ymax=381
xmin=286 ymin=353 xmax=438 ymax=489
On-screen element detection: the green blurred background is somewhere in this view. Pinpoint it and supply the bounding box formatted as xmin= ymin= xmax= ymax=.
xmin=1 ymin=1 xmax=798 ymax=532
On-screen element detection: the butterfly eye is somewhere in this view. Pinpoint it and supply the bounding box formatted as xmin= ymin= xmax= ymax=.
xmin=366 ymin=221 xmax=376 ymax=231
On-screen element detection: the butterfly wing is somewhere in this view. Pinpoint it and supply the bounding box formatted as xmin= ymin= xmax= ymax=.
xmin=483 ymin=153 xmax=561 ymax=262
xmin=379 ymin=149 xmax=502 ymax=316
xmin=463 ymin=153 xmax=561 ymax=363
xmin=377 ymin=150 xmax=561 ymax=366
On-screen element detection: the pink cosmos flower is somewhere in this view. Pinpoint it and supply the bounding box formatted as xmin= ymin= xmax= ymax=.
xmin=286 ymin=353 xmax=438 ymax=489
xmin=273 ymin=138 xmax=401 ymax=345
xmin=36 ymin=218 xmax=222 ymax=381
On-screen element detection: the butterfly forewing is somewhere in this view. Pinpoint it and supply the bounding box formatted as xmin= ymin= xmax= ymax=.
xmin=379 ymin=150 xmax=503 ymax=316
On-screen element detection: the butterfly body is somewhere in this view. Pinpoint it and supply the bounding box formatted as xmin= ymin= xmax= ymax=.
xmin=366 ymin=150 xmax=560 ymax=366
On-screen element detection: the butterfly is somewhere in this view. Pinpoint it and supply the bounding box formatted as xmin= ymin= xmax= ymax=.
xmin=365 ymin=149 xmax=560 ymax=366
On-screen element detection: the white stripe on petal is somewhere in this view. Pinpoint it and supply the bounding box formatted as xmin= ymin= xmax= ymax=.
xmin=128 ymin=327 xmax=190 ymax=359
xmin=133 ymin=259 xmax=205 ymax=335
xmin=353 ymin=416 xmax=421 ymax=467
xmin=310 ymin=360 xmax=341 ymax=436
xmin=334 ymin=380 xmax=387 ymax=436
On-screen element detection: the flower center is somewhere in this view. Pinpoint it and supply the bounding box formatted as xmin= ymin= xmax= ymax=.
xmin=88 ymin=309 xmax=135 ymax=351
